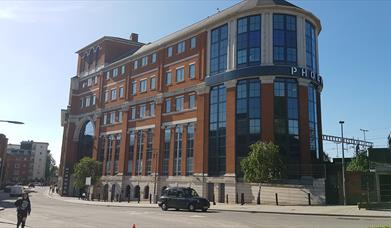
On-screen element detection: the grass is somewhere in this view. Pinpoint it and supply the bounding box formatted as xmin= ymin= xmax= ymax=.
xmin=368 ymin=226 xmax=391 ymax=228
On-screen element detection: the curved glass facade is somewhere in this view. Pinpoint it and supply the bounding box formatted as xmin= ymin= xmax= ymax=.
xmin=209 ymin=85 xmax=226 ymax=176
xmin=308 ymin=84 xmax=319 ymax=159
xmin=237 ymin=15 xmax=262 ymax=67
xmin=273 ymin=14 xmax=297 ymax=65
xmin=306 ymin=21 xmax=317 ymax=72
xmin=210 ymin=24 xmax=228 ymax=75
xmin=274 ymin=78 xmax=300 ymax=177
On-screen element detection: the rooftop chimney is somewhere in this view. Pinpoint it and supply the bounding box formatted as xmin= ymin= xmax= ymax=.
xmin=130 ymin=33 xmax=139 ymax=42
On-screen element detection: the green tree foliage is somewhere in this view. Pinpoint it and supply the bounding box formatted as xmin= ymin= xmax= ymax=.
xmin=45 ymin=152 xmax=56 ymax=181
xmin=347 ymin=153 xmax=369 ymax=172
xmin=73 ymin=157 xmax=102 ymax=188
xmin=240 ymin=141 xmax=283 ymax=183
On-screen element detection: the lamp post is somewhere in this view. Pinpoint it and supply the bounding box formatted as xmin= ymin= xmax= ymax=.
xmin=339 ymin=121 xmax=346 ymax=205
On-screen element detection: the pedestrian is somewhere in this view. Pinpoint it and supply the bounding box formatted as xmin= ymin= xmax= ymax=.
xmin=14 ymin=192 xmax=31 ymax=228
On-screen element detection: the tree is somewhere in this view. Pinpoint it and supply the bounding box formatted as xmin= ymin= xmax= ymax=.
xmin=347 ymin=152 xmax=368 ymax=172
xmin=73 ymin=157 xmax=102 ymax=189
xmin=45 ymin=152 xmax=56 ymax=182
xmin=240 ymin=141 xmax=283 ymax=204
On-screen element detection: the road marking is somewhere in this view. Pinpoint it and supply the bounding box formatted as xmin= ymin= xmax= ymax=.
xmin=190 ymin=215 xmax=205 ymax=218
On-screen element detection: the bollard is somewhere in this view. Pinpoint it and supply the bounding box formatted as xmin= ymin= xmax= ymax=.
xmin=240 ymin=193 xmax=244 ymax=205
xmin=138 ymin=194 xmax=140 ymax=204
xmin=132 ymin=224 xmax=136 ymax=228
xmin=213 ymin=193 xmax=216 ymax=205
xmin=149 ymin=194 xmax=152 ymax=204
xmin=236 ymin=193 xmax=238 ymax=204
xmin=155 ymin=194 xmax=158 ymax=204
xmin=308 ymin=193 xmax=311 ymax=206
xmin=275 ymin=193 xmax=278 ymax=206
xmin=226 ymin=194 xmax=229 ymax=204
xmin=257 ymin=190 xmax=260 ymax=205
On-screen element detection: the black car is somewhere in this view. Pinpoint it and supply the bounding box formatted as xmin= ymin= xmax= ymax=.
xmin=158 ymin=187 xmax=210 ymax=212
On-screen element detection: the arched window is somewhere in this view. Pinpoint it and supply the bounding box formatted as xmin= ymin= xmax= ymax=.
xmin=78 ymin=121 xmax=94 ymax=161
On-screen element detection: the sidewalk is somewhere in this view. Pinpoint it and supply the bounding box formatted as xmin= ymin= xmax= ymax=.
xmin=46 ymin=191 xmax=391 ymax=218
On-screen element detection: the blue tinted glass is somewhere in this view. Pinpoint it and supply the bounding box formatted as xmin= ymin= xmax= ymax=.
xmin=249 ymin=81 xmax=260 ymax=97
xmin=286 ymin=31 xmax=297 ymax=47
xmin=249 ymin=31 xmax=260 ymax=48
xmin=211 ymin=43 xmax=219 ymax=58
xmin=287 ymin=82 xmax=297 ymax=97
xmin=287 ymin=48 xmax=297 ymax=62
xmin=220 ymin=40 xmax=228 ymax=55
xmin=211 ymin=29 xmax=219 ymax=43
xmin=220 ymin=25 xmax=228 ymax=39
xmin=249 ymin=48 xmax=260 ymax=62
xmin=249 ymin=16 xmax=260 ymax=31
xmin=238 ymin=18 xmax=247 ymax=33
xmin=274 ymin=47 xmax=284 ymax=61
xmin=286 ymin=16 xmax=296 ymax=31
xmin=273 ymin=15 xmax=284 ymax=30
xmin=249 ymin=98 xmax=260 ymax=118
xmin=237 ymin=33 xmax=248 ymax=49
xmin=237 ymin=50 xmax=247 ymax=64
xmin=273 ymin=30 xmax=285 ymax=46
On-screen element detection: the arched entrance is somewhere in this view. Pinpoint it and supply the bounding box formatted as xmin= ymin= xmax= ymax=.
xmin=111 ymin=184 xmax=116 ymax=202
xmin=77 ymin=121 xmax=94 ymax=161
xmin=126 ymin=185 xmax=131 ymax=201
xmin=144 ymin=185 xmax=149 ymax=199
xmin=134 ymin=185 xmax=140 ymax=199
xmin=103 ymin=184 xmax=109 ymax=202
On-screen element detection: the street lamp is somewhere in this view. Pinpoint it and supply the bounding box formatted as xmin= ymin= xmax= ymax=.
xmin=0 ymin=120 xmax=24 ymax=124
xmin=339 ymin=121 xmax=346 ymax=205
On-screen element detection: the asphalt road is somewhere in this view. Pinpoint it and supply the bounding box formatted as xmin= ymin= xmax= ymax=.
xmin=0 ymin=187 xmax=389 ymax=228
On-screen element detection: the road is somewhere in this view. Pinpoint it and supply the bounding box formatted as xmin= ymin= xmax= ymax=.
xmin=0 ymin=187 xmax=389 ymax=228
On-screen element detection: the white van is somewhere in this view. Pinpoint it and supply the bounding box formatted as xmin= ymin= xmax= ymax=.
xmin=10 ymin=185 xmax=23 ymax=197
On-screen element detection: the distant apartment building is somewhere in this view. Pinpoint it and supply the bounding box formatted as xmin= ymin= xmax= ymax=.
xmin=0 ymin=134 xmax=8 ymax=186
xmin=4 ymin=141 xmax=49 ymax=184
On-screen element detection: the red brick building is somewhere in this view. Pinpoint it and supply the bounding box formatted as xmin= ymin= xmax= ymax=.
xmin=0 ymin=134 xmax=8 ymax=186
xmin=59 ymin=0 xmax=324 ymax=203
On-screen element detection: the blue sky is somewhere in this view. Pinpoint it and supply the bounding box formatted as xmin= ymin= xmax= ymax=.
xmin=0 ymin=0 xmax=389 ymax=164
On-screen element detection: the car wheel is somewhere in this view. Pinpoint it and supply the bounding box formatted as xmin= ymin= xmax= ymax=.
xmin=202 ymin=208 xmax=208 ymax=212
xmin=188 ymin=204 xmax=195 ymax=212
xmin=161 ymin=203 xmax=168 ymax=211
xmin=175 ymin=208 xmax=180 ymax=211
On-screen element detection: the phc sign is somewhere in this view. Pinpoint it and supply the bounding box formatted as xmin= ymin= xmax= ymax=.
xmin=290 ymin=66 xmax=323 ymax=86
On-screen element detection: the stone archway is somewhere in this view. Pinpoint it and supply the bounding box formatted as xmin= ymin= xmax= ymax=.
xmin=144 ymin=185 xmax=149 ymax=199
xmin=77 ymin=120 xmax=95 ymax=161
xmin=103 ymin=184 xmax=109 ymax=202
xmin=134 ymin=185 xmax=140 ymax=199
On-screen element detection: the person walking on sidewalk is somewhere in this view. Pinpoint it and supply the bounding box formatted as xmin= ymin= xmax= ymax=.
xmin=14 ymin=193 xmax=31 ymax=228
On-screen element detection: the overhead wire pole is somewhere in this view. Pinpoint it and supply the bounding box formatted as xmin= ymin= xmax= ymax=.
xmin=339 ymin=121 xmax=346 ymax=205
xmin=360 ymin=129 xmax=368 ymax=149
xmin=360 ymin=128 xmax=370 ymax=204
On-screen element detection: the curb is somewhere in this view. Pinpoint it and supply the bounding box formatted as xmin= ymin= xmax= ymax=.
xmin=46 ymin=192 xmax=391 ymax=219
xmin=209 ymin=208 xmax=391 ymax=219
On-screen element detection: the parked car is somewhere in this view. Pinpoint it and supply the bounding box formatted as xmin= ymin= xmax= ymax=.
xmin=9 ymin=185 xmax=23 ymax=197
xmin=28 ymin=183 xmax=35 ymax=188
xmin=158 ymin=187 xmax=210 ymax=212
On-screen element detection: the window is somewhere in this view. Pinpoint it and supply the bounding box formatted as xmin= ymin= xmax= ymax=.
xmin=94 ymin=76 xmax=98 ymax=84
xmin=87 ymin=78 xmax=92 ymax=86
xmin=85 ymin=96 xmax=91 ymax=107
xmin=146 ymin=129 xmax=153 ymax=175
xmin=173 ymin=126 xmax=183 ymax=175
xmin=114 ymin=135 xmax=121 ymax=175
xmin=104 ymin=91 xmax=109 ymax=102
xmin=119 ymin=86 xmax=124 ymax=98
xmin=118 ymin=111 xmax=123 ymax=123
xmin=127 ymin=131 xmax=135 ymax=175
xmin=308 ymin=84 xmax=319 ymax=159
xmin=236 ymin=79 xmax=261 ymax=174
xmin=134 ymin=60 xmax=138 ymax=70
xmin=209 ymin=85 xmax=226 ymax=176
xmin=132 ymin=81 xmax=137 ymax=95
xmin=141 ymin=56 xmax=148 ymax=66
xmin=189 ymin=64 xmax=195 ymax=79
xmin=176 ymin=68 xmax=184 ymax=82
xmin=140 ymin=104 xmax=146 ymax=118
xmin=82 ymin=82 xmax=86 ymax=88
xmin=110 ymin=112 xmax=115 ymax=124
xmin=165 ymin=72 xmax=172 ymax=85
xmin=140 ymin=79 xmax=147 ymax=92
xmin=111 ymin=89 xmax=117 ymax=100
xmin=189 ymin=94 xmax=196 ymax=109
xmin=237 ymin=15 xmax=261 ymax=67
xmin=113 ymin=68 xmax=118 ymax=77
xmin=165 ymin=99 xmax=171 ymax=113
xmin=177 ymin=41 xmax=185 ymax=53
xmin=163 ymin=128 xmax=170 ymax=176
xmin=130 ymin=107 xmax=136 ymax=120
xmin=306 ymin=21 xmax=317 ymax=72
xmin=186 ymin=124 xmax=195 ymax=175
xmin=167 ymin=47 xmax=173 ymax=57
xmin=190 ymin=37 xmax=196 ymax=49
xmin=105 ymin=71 xmax=110 ymax=80
xmin=80 ymin=98 xmax=84 ymax=108
xmin=274 ymin=78 xmax=300 ymax=178
xmin=150 ymin=77 xmax=156 ymax=90
xmin=135 ymin=130 xmax=144 ymax=175
xmin=92 ymin=94 xmax=96 ymax=105
xmin=121 ymin=65 xmax=126 ymax=75
xmin=150 ymin=102 xmax=155 ymax=116
xmin=273 ymin=14 xmax=297 ymax=65
xmin=175 ymin=96 xmax=184 ymax=112
xmin=152 ymin=53 xmax=157 ymax=63
xmin=103 ymin=114 xmax=107 ymax=125
xmin=210 ymin=24 xmax=228 ymax=75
